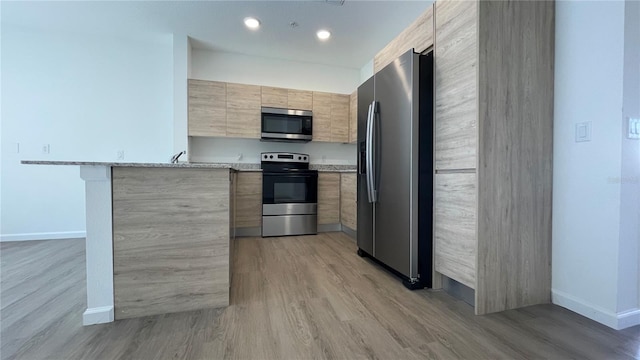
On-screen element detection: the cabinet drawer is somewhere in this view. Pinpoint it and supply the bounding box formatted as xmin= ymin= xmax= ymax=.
xmin=434 ymin=172 xmax=477 ymax=289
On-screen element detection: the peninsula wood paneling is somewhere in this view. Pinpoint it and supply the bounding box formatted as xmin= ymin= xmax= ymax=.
xmin=434 ymin=172 xmax=477 ymax=289
xmin=188 ymin=80 xmax=226 ymax=137
xmin=349 ymin=90 xmax=357 ymax=143
xmin=261 ymin=86 xmax=288 ymax=108
xmin=340 ymin=173 xmax=357 ymax=230
xmin=331 ymin=94 xmax=350 ymax=143
xmin=112 ymin=167 xmax=230 ymax=319
xmin=226 ymin=83 xmax=261 ymax=139
xmin=475 ymin=0 xmax=554 ymax=315
xmin=235 ymin=172 xmax=262 ymax=228
xmin=373 ymin=5 xmax=434 ymax=73
xmin=434 ymin=0 xmax=478 ymax=170
xmin=288 ymin=89 xmax=313 ymax=111
xmin=318 ymin=173 xmax=340 ymax=225
xmin=312 ymin=92 xmax=332 ymax=142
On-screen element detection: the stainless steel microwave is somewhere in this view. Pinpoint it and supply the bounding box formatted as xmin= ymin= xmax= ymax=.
xmin=261 ymin=107 xmax=313 ymax=142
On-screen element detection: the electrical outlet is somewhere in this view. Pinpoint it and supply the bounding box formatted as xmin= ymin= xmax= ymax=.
xmin=237 ymin=153 xmax=243 ymax=161
xmin=41 ymin=144 xmax=50 ymax=154
xmin=575 ymin=122 xmax=591 ymax=142
xmin=117 ymin=150 xmax=125 ymax=160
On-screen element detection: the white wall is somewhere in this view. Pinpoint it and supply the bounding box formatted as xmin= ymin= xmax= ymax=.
xmin=189 ymin=49 xmax=360 ymax=163
xmin=552 ymin=0 xmax=639 ymax=329
xmin=1 ymin=26 xmax=174 ymax=240
xmin=191 ymin=49 xmax=360 ymax=94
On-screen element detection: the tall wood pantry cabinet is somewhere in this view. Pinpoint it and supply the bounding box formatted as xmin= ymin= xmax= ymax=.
xmin=433 ymin=0 xmax=554 ymax=315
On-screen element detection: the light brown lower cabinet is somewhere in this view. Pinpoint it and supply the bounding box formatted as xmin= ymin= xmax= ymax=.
xmin=235 ymin=172 xmax=262 ymax=229
xmin=340 ymin=173 xmax=357 ymax=230
xmin=318 ymin=173 xmax=340 ymax=225
xmin=112 ymin=167 xmax=231 ymax=320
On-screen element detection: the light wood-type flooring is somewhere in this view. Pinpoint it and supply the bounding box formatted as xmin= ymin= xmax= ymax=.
xmin=1 ymin=233 xmax=639 ymax=359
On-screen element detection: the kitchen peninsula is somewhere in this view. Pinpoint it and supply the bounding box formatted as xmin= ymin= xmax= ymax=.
xmin=22 ymin=161 xmax=236 ymax=325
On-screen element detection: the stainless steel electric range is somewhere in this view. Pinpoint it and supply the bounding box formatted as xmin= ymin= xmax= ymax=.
xmin=261 ymin=152 xmax=318 ymax=237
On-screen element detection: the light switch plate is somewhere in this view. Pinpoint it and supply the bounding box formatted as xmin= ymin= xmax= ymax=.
xmin=628 ymin=118 xmax=640 ymax=139
xmin=575 ymin=122 xmax=591 ymax=142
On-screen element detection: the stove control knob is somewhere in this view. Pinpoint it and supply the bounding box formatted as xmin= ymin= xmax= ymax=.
xmin=263 ymin=155 xmax=267 ymax=159
xmin=269 ymin=155 xmax=273 ymax=159
xmin=298 ymin=156 xmax=302 ymax=160
xmin=304 ymin=156 xmax=307 ymax=160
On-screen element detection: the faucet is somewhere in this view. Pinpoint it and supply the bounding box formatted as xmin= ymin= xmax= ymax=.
xmin=171 ymin=151 xmax=186 ymax=164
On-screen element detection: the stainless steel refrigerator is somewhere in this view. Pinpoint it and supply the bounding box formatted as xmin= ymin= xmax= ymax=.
xmin=357 ymin=49 xmax=433 ymax=289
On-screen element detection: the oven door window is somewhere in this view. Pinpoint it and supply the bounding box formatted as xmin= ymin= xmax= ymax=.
xmin=263 ymin=174 xmax=318 ymax=204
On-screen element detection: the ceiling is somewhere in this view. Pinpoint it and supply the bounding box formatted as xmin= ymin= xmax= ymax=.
xmin=2 ymin=0 xmax=434 ymax=69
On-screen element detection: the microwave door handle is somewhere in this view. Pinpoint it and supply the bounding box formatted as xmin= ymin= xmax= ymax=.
xmin=366 ymin=102 xmax=375 ymax=203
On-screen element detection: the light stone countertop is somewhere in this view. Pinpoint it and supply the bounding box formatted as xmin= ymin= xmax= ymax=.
xmin=21 ymin=160 xmax=356 ymax=172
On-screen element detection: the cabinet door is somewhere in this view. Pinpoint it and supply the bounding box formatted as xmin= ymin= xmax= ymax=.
xmin=434 ymin=172 xmax=477 ymax=289
xmin=434 ymin=0 xmax=478 ymax=170
xmin=312 ymin=92 xmax=332 ymax=142
xmin=373 ymin=5 xmax=434 ymax=73
xmin=349 ymin=90 xmax=357 ymax=144
xmin=340 ymin=173 xmax=357 ymax=230
xmin=227 ymin=83 xmax=261 ymax=139
xmin=318 ymin=173 xmax=340 ymax=225
xmin=188 ymin=80 xmax=226 ymax=137
xmin=331 ymin=94 xmax=350 ymax=143
xmin=261 ymin=86 xmax=288 ymax=108
xmin=235 ymin=172 xmax=262 ymax=228
xmin=288 ymin=89 xmax=313 ymax=110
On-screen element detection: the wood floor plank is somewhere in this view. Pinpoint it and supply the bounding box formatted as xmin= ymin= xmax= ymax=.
xmin=1 ymin=234 xmax=638 ymax=360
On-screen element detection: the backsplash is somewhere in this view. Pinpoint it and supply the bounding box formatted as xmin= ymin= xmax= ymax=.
xmin=189 ymin=137 xmax=357 ymax=165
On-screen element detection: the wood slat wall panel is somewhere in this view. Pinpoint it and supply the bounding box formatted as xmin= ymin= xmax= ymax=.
xmin=188 ymin=80 xmax=226 ymax=137
xmin=226 ymin=83 xmax=261 ymax=139
xmin=236 ymin=172 xmax=262 ymax=228
xmin=475 ymin=0 xmax=554 ymax=315
xmin=340 ymin=173 xmax=357 ymax=230
xmin=318 ymin=173 xmax=340 ymax=225
xmin=373 ymin=5 xmax=434 ymax=73
xmin=434 ymin=172 xmax=477 ymax=289
xmin=112 ymin=167 xmax=230 ymax=319
xmin=434 ymin=0 xmax=478 ymax=170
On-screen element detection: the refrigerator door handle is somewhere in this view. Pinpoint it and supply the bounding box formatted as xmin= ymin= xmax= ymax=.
xmin=365 ymin=102 xmax=373 ymax=203
xmin=370 ymin=101 xmax=378 ymax=203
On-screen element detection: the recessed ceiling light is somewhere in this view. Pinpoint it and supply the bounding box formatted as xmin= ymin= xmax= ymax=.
xmin=317 ymin=29 xmax=331 ymax=40
xmin=244 ymin=17 xmax=260 ymax=30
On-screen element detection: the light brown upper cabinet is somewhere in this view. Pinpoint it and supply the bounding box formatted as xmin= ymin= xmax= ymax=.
xmin=188 ymin=80 xmax=227 ymax=137
xmin=349 ymin=90 xmax=357 ymax=144
xmin=312 ymin=92 xmax=350 ymax=143
xmin=331 ymin=94 xmax=350 ymax=143
xmin=226 ymin=83 xmax=261 ymax=139
xmin=433 ymin=0 xmax=554 ymax=315
xmin=288 ymin=89 xmax=313 ymax=111
xmin=261 ymin=86 xmax=288 ymax=108
xmin=373 ymin=4 xmax=434 ymax=74
xmin=312 ymin=92 xmax=332 ymax=142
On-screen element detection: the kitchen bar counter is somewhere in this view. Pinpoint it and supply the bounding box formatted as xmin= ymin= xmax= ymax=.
xmin=22 ymin=160 xmax=356 ymax=172
xmin=21 ymin=161 xmax=233 ymax=326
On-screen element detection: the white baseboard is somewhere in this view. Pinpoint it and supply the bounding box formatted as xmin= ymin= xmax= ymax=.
xmin=552 ymin=289 xmax=640 ymax=330
xmin=0 ymin=231 xmax=86 ymax=242
xmin=83 ymin=306 xmax=114 ymax=326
